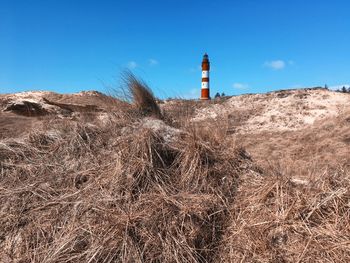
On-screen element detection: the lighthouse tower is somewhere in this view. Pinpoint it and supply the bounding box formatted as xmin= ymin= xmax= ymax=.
xmin=201 ymin=53 xmax=210 ymax=100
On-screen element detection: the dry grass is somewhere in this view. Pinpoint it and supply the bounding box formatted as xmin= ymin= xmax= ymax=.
xmin=219 ymin=164 xmax=350 ymax=262
xmin=1 ymin=82 xmax=350 ymax=262
xmin=0 ymin=113 xmax=253 ymax=262
xmin=234 ymin=110 xmax=350 ymax=173
xmin=121 ymin=71 xmax=162 ymax=119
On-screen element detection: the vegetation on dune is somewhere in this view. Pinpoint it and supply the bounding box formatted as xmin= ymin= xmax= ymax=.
xmin=220 ymin=165 xmax=350 ymax=262
xmin=1 ymin=76 xmax=350 ymax=262
xmin=0 ymin=107 xmax=252 ymax=262
xmin=121 ymin=71 xmax=162 ymax=119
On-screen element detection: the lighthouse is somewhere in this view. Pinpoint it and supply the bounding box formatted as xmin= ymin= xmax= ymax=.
xmin=201 ymin=53 xmax=210 ymax=100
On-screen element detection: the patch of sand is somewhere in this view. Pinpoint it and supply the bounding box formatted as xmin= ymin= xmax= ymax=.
xmin=193 ymin=89 xmax=350 ymax=133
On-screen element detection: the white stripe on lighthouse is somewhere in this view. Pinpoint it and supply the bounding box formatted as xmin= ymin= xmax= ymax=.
xmin=202 ymin=82 xmax=209 ymax=89
xmin=202 ymin=71 xmax=209 ymax=78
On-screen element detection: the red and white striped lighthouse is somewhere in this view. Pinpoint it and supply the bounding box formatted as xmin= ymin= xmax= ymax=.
xmin=201 ymin=53 xmax=210 ymax=100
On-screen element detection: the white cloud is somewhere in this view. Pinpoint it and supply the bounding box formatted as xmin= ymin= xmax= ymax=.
xmin=127 ymin=61 xmax=137 ymax=69
xmin=329 ymin=84 xmax=350 ymax=90
xmin=149 ymin=59 xmax=159 ymax=66
xmin=233 ymin=83 xmax=249 ymax=89
xmin=264 ymin=60 xmax=286 ymax=70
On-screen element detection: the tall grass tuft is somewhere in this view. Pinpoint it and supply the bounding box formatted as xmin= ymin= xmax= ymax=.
xmin=122 ymin=70 xmax=162 ymax=119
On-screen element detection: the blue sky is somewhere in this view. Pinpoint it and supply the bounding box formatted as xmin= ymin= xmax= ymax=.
xmin=1 ymin=0 xmax=349 ymax=98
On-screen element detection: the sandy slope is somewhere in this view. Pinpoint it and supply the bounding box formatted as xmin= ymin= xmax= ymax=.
xmin=193 ymin=88 xmax=350 ymax=133
xmin=0 ymin=90 xmax=114 ymax=111
xmin=0 ymin=90 xmax=122 ymax=138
